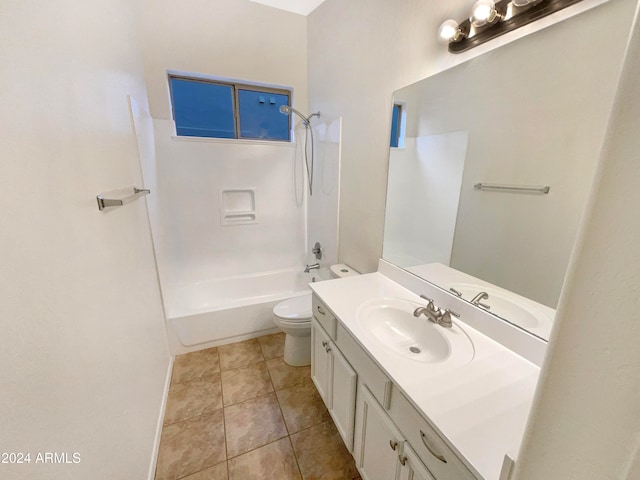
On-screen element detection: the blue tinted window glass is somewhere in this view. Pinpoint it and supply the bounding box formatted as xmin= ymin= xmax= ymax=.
xmin=238 ymin=89 xmax=290 ymax=141
xmin=170 ymin=78 xmax=235 ymax=138
xmin=390 ymin=104 xmax=401 ymax=148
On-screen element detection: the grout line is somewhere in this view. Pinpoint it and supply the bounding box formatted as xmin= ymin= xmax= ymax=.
xmin=287 ymin=435 xmax=305 ymax=479
xmin=225 ymin=434 xmax=290 ymax=462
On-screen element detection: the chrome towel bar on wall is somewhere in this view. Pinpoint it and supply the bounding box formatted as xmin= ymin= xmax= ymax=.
xmin=473 ymin=182 xmax=550 ymax=194
xmin=96 ymin=186 xmax=150 ymax=211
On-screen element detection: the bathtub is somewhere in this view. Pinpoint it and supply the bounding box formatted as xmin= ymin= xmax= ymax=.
xmin=165 ymin=267 xmax=328 ymax=353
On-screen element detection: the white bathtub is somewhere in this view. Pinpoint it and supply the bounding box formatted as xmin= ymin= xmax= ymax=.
xmin=165 ymin=267 xmax=328 ymax=353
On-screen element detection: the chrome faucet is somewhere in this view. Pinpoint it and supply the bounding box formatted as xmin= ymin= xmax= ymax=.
xmin=413 ymin=295 xmax=459 ymax=328
xmin=470 ymin=291 xmax=491 ymax=310
xmin=304 ymin=263 xmax=320 ymax=273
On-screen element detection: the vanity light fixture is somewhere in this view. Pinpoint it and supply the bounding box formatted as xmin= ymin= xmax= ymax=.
xmin=439 ymin=0 xmax=584 ymax=53
xmin=438 ymin=19 xmax=466 ymax=43
xmin=471 ymin=0 xmax=501 ymax=27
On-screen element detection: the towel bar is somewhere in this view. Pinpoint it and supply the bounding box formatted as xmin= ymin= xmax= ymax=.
xmin=97 ymin=186 xmax=150 ymax=211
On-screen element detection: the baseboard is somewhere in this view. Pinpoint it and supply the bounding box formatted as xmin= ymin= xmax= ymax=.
xmin=148 ymin=356 xmax=174 ymax=480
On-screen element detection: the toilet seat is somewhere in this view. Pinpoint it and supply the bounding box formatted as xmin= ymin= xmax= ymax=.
xmin=273 ymin=294 xmax=312 ymax=323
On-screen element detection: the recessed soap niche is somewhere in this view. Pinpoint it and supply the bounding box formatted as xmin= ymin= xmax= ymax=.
xmin=219 ymin=188 xmax=257 ymax=226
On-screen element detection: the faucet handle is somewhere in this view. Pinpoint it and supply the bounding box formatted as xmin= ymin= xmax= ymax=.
xmin=419 ymin=294 xmax=433 ymax=302
xmin=419 ymin=295 xmax=439 ymax=312
xmin=439 ymin=309 xmax=459 ymax=328
xmin=444 ymin=308 xmax=460 ymax=318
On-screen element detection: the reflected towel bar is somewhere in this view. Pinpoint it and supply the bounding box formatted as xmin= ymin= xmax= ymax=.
xmin=474 ymin=183 xmax=550 ymax=194
xmin=97 ymin=186 xmax=150 ymax=211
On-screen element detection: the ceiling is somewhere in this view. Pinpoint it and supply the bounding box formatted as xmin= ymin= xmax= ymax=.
xmin=249 ymin=0 xmax=327 ymax=16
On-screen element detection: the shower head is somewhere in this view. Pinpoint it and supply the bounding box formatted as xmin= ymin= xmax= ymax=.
xmin=279 ymin=105 xmax=320 ymax=125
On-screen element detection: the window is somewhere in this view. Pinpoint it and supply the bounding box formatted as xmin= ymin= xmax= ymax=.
xmin=169 ymin=75 xmax=291 ymax=141
xmin=390 ymin=103 xmax=403 ymax=148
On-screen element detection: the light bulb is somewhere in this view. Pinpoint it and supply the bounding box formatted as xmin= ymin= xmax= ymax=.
xmin=471 ymin=0 xmax=498 ymax=26
xmin=438 ymin=19 xmax=464 ymax=43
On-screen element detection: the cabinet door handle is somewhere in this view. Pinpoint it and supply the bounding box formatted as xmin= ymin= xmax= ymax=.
xmin=321 ymin=341 xmax=328 ymax=348
xmin=316 ymin=305 xmax=326 ymax=315
xmin=420 ymin=430 xmax=447 ymax=463
xmin=325 ymin=346 xmax=331 ymax=352
xmin=398 ymin=455 xmax=407 ymax=466
xmin=389 ymin=440 xmax=398 ymax=451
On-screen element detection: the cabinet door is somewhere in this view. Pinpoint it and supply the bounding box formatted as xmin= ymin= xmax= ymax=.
xmin=329 ymin=343 xmax=357 ymax=451
xmin=354 ymin=384 xmax=404 ymax=480
xmin=311 ymin=318 xmax=332 ymax=407
xmin=398 ymin=443 xmax=436 ymax=480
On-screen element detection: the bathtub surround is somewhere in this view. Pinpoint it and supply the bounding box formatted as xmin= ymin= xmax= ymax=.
xmin=155 ymin=333 xmax=361 ymax=479
xmin=137 ymin=0 xmax=343 ymax=352
xmin=0 ymin=0 xmax=171 ymax=479
xmin=138 ymin=0 xmax=309 ymax=293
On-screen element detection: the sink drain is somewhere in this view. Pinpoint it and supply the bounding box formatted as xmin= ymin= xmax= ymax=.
xmin=409 ymin=346 xmax=421 ymax=354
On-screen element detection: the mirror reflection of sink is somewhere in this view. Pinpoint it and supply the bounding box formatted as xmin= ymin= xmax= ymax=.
xmin=356 ymin=298 xmax=474 ymax=364
xmin=450 ymin=283 xmax=553 ymax=330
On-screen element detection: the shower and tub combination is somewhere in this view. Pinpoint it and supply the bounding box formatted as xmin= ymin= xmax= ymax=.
xmin=166 ymin=266 xmax=320 ymax=351
xmin=155 ymin=103 xmax=345 ymax=355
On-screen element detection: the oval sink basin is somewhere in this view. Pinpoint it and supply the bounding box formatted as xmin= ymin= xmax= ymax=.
xmin=356 ymin=298 xmax=474 ymax=364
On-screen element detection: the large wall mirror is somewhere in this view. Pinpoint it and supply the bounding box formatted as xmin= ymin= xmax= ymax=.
xmin=382 ymin=4 xmax=628 ymax=340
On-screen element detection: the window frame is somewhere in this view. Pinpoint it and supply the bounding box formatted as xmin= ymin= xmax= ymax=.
xmin=168 ymin=73 xmax=293 ymax=142
xmin=390 ymin=102 xmax=406 ymax=149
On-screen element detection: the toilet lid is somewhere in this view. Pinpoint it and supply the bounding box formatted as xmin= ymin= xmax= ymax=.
xmin=274 ymin=294 xmax=312 ymax=321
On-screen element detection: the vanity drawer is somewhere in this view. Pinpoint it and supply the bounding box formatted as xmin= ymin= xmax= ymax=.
xmin=335 ymin=323 xmax=392 ymax=408
xmin=389 ymin=387 xmax=478 ymax=480
xmin=312 ymin=294 xmax=336 ymax=339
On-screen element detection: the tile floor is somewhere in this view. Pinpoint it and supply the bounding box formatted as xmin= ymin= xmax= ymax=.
xmin=154 ymin=332 xmax=361 ymax=480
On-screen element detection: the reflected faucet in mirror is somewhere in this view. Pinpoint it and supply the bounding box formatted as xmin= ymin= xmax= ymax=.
xmin=470 ymin=291 xmax=491 ymax=310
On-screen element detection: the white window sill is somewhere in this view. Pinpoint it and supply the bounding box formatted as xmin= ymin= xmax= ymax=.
xmin=171 ymin=135 xmax=296 ymax=148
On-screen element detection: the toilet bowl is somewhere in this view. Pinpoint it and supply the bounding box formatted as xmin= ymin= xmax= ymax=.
xmin=273 ymin=294 xmax=313 ymax=366
xmin=273 ymin=263 xmax=359 ymax=366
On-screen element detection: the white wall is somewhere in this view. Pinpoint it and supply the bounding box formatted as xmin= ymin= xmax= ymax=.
xmin=513 ymin=4 xmax=640 ymax=478
xmin=140 ymin=0 xmax=308 ymax=121
xmin=138 ymin=0 xmax=311 ymax=300
xmin=0 ymin=1 xmax=170 ymax=479
xmin=308 ymin=0 xmax=630 ymax=275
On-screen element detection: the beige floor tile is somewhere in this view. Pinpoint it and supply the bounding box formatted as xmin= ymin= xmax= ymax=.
xmin=290 ymin=420 xmax=359 ymax=480
xmin=164 ymin=373 xmax=222 ymax=426
xmin=266 ymin=357 xmax=311 ymax=390
xmin=172 ymin=348 xmax=220 ymax=384
xmin=221 ymin=362 xmax=273 ymax=406
xmin=276 ymin=382 xmax=330 ymax=434
xmin=228 ymin=438 xmax=301 ymax=480
xmin=155 ymin=411 xmax=226 ymax=480
xmin=257 ymin=332 xmax=285 ymax=360
xmin=224 ymin=393 xmax=287 ymax=458
xmin=219 ymin=339 xmax=264 ymax=371
xmin=180 ymin=462 xmax=228 ymax=480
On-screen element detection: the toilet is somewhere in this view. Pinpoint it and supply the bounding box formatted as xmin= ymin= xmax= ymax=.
xmin=273 ymin=264 xmax=359 ymax=366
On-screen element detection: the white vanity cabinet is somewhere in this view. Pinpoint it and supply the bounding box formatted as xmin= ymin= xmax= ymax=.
xmin=311 ymin=294 xmax=478 ymax=480
xmin=353 ymin=384 xmax=436 ymax=480
xmin=353 ymin=384 xmax=403 ymax=480
xmin=311 ymin=312 xmax=357 ymax=450
xmin=398 ymin=443 xmax=437 ymax=480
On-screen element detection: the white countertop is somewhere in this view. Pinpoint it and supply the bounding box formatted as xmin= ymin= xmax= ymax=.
xmin=310 ymin=272 xmax=541 ymax=480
